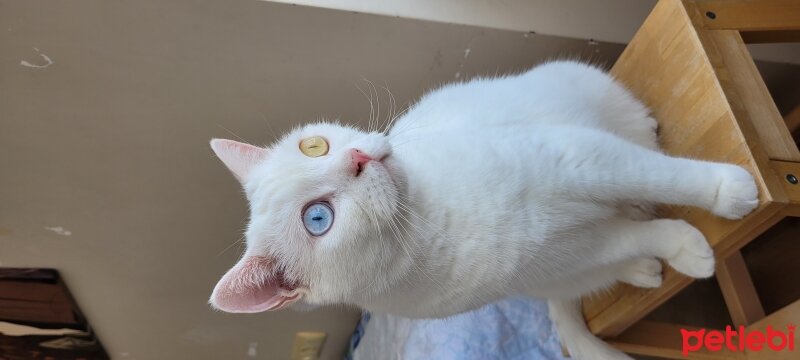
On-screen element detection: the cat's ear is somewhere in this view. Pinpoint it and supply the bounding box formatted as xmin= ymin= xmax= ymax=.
xmin=210 ymin=256 xmax=304 ymax=313
xmin=210 ymin=139 xmax=268 ymax=182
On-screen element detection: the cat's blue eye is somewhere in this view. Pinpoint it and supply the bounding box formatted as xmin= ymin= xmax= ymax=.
xmin=302 ymin=202 xmax=334 ymax=236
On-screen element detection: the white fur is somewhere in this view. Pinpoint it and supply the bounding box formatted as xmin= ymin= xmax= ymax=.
xmin=215 ymin=61 xmax=759 ymax=359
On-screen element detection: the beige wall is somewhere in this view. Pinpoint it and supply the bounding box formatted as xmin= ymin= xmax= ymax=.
xmin=1 ymin=1 xmax=629 ymax=359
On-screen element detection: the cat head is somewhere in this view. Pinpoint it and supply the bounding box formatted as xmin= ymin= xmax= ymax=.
xmin=208 ymin=122 xmax=406 ymax=313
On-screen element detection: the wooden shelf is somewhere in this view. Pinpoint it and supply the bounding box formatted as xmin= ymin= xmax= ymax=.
xmin=578 ymin=1 xmax=800 ymax=358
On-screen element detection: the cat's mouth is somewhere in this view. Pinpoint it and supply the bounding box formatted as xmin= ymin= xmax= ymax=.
xmin=355 ymin=153 xmax=390 ymax=177
xmin=355 ymin=162 xmax=366 ymax=177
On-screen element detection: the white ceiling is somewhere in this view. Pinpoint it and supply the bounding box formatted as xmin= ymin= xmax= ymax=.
xmin=266 ymin=0 xmax=800 ymax=65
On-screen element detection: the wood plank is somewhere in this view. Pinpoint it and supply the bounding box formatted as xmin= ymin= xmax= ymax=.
xmin=677 ymin=203 xmax=785 ymax=262
xmin=740 ymin=30 xmax=800 ymax=44
xmin=746 ymin=299 xmax=800 ymax=360
xmin=695 ymin=0 xmax=800 ymax=31
xmin=770 ymin=161 xmax=800 ymax=202
xmin=696 ymin=27 xmax=800 ymax=162
xmin=607 ymin=321 xmax=746 ymax=359
xmin=587 ymin=271 xmax=692 ymax=338
xmin=582 ymin=284 xmax=629 ymax=322
xmin=0 ymin=273 xmax=81 ymax=325
xmin=786 ymin=106 xmax=800 ymax=135
xmin=781 ymin=206 xmax=800 ymax=218
xmin=716 ymin=251 xmax=765 ymax=326
xmin=771 ymin=160 xmax=800 ymax=217
xmin=0 ymin=281 xmax=70 ymax=303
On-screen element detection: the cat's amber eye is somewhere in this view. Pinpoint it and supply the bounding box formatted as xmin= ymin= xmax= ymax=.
xmin=299 ymin=136 xmax=329 ymax=157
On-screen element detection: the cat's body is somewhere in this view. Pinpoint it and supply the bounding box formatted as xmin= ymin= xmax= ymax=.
xmin=208 ymin=61 xmax=759 ymax=360
xmin=357 ymin=62 xmax=660 ymax=317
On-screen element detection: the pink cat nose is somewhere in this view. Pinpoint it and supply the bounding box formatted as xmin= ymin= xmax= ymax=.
xmin=349 ymin=148 xmax=373 ymax=176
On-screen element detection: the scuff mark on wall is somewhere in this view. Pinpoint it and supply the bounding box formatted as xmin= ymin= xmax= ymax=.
xmin=247 ymin=342 xmax=258 ymax=357
xmin=454 ymin=33 xmax=481 ymax=79
xmin=21 ymin=48 xmax=54 ymax=68
xmin=429 ymin=49 xmax=443 ymax=73
xmin=182 ymin=326 xmax=222 ymax=344
xmin=119 ymin=352 xmax=137 ymax=360
xmin=44 ymin=226 xmax=72 ymax=236
xmin=586 ymin=39 xmax=601 ymax=53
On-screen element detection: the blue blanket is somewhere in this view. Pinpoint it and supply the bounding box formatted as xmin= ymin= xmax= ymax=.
xmin=347 ymin=297 xmax=568 ymax=360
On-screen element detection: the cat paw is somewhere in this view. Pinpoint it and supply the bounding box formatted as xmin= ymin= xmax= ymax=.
xmin=625 ymin=116 xmax=660 ymax=150
xmin=666 ymin=221 xmax=715 ymax=278
xmin=619 ymin=258 xmax=663 ymax=288
xmin=711 ymin=165 xmax=759 ymax=220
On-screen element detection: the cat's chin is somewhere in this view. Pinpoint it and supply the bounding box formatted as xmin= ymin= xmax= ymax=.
xmin=364 ymin=160 xmax=389 ymax=179
xmin=374 ymin=154 xmax=403 ymax=187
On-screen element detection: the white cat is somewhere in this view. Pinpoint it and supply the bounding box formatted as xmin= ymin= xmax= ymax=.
xmin=208 ymin=61 xmax=759 ymax=360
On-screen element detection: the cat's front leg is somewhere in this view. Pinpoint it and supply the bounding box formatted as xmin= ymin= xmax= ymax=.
xmin=559 ymin=127 xmax=759 ymax=219
xmin=584 ymin=217 xmax=715 ymax=279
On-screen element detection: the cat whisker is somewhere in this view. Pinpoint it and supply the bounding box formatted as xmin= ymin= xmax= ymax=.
xmin=363 ymin=78 xmax=380 ymax=133
xmin=384 ymin=103 xmax=411 ymax=136
xmin=388 ymin=137 xmax=425 ymax=150
xmin=355 ymin=81 xmax=376 ymax=133
xmin=379 ymin=83 xmax=399 ymax=134
xmin=391 ymin=198 xmax=502 ymax=308
xmin=216 ymin=124 xmax=249 ymax=143
xmin=351 ymin=199 xmax=384 ymax=295
xmin=393 ymin=197 xmax=462 ymax=252
xmin=385 ymin=121 xmax=425 ymax=141
xmin=384 ymin=209 xmax=442 ymax=287
xmin=258 ymin=112 xmax=279 ymax=142
xmin=390 ymin=208 xmax=449 ymax=290
xmin=383 ymin=102 xmax=406 ymax=135
xmin=216 ymin=236 xmax=245 ymax=257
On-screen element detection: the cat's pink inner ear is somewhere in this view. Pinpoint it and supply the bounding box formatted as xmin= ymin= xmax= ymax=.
xmin=210 ymin=139 xmax=268 ymax=182
xmin=210 ymin=256 xmax=302 ymax=313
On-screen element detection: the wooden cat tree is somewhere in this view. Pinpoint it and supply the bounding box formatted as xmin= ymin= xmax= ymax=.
xmin=580 ymin=0 xmax=800 ymax=358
